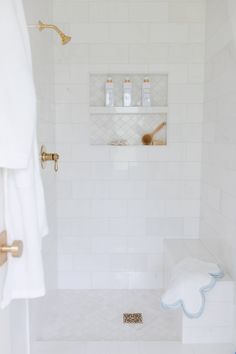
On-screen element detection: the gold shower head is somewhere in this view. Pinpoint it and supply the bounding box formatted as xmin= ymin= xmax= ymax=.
xmin=38 ymin=21 xmax=71 ymax=45
xmin=60 ymin=32 xmax=71 ymax=45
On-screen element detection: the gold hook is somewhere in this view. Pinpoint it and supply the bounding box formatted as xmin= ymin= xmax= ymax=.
xmin=0 ymin=241 xmax=23 ymax=258
xmin=0 ymin=231 xmax=23 ymax=266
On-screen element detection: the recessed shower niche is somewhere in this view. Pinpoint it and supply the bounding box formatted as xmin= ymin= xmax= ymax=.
xmin=89 ymin=74 xmax=168 ymax=146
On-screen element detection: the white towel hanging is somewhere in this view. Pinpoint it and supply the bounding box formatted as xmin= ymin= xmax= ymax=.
xmin=0 ymin=0 xmax=36 ymax=168
xmin=0 ymin=0 xmax=48 ymax=307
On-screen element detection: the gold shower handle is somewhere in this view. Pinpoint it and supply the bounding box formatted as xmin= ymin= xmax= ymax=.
xmin=40 ymin=145 xmax=60 ymax=172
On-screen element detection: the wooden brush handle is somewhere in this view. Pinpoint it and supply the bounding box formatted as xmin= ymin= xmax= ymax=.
xmin=151 ymin=122 xmax=166 ymax=137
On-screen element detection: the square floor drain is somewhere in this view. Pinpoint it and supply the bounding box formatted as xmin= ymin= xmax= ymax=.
xmin=123 ymin=313 xmax=143 ymax=324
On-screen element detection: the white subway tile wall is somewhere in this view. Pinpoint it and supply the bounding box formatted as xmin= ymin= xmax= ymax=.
xmin=200 ymin=0 xmax=236 ymax=340
xmin=53 ymin=0 xmax=206 ymax=289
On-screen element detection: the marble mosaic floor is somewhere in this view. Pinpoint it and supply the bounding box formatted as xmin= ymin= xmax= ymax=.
xmin=32 ymin=341 xmax=235 ymax=354
xmin=36 ymin=290 xmax=182 ymax=341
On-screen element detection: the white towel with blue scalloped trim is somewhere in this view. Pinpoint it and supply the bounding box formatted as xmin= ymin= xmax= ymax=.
xmin=161 ymin=258 xmax=224 ymax=319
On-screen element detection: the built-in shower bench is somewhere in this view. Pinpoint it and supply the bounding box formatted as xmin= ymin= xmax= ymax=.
xmin=163 ymin=239 xmax=234 ymax=344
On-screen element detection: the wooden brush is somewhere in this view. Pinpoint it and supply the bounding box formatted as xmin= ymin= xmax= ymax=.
xmin=141 ymin=122 xmax=166 ymax=145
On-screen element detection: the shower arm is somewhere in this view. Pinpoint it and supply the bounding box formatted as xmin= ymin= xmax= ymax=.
xmin=28 ymin=20 xmax=71 ymax=45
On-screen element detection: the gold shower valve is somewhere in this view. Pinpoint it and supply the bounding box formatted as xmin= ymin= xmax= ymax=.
xmin=0 ymin=231 xmax=23 ymax=266
xmin=40 ymin=145 xmax=60 ymax=172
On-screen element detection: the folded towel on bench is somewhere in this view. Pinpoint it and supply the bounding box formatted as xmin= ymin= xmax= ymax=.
xmin=161 ymin=257 xmax=224 ymax=319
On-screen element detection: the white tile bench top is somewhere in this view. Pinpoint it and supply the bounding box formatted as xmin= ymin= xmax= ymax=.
xmin=164 ymin=239 xmax=232 ymax=283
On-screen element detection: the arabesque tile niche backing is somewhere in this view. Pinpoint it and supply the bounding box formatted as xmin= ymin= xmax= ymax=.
xmin=90 ymin=74 xmax=168 ymax=146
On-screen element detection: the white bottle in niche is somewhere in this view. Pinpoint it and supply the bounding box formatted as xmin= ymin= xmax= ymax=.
xmin=105 ymin=77 xmax=114 ymax=107
xmin=123 ymin=77 xmax=132 ymax=107
xmin=142 ymin=77 xmax=151 ymax=106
